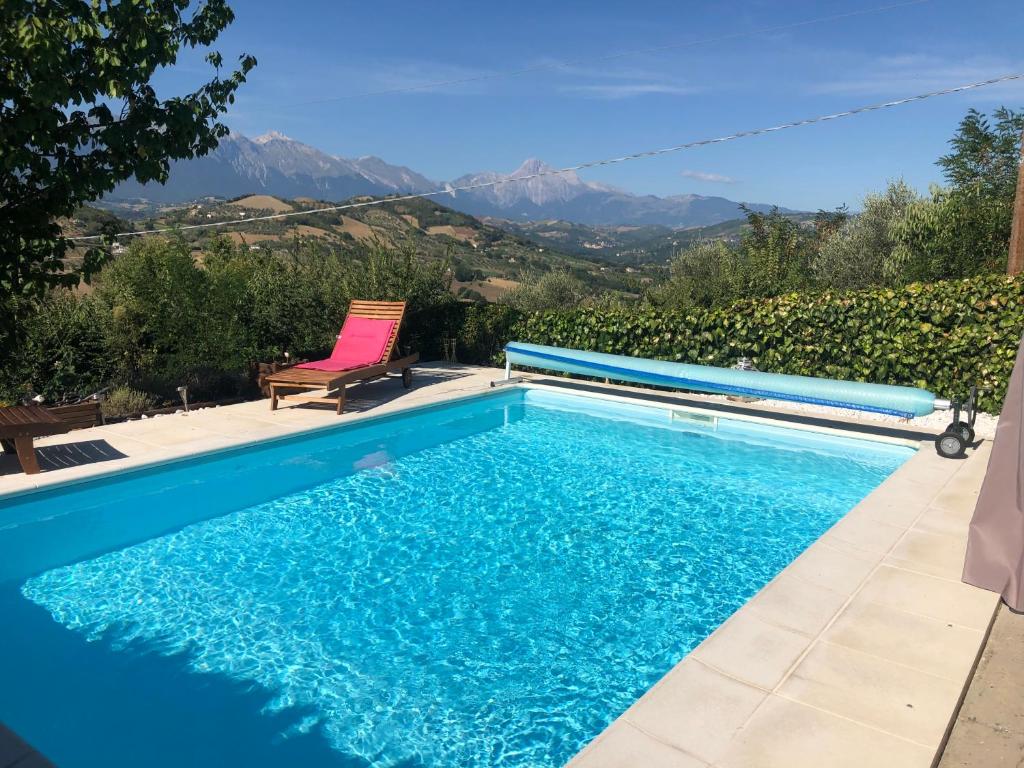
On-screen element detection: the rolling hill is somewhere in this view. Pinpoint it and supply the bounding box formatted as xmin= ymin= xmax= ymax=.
xmin=490 ymin=213 xmax=816 ymax=264
xmin=112 ymin=194 xmax=662 ymax=299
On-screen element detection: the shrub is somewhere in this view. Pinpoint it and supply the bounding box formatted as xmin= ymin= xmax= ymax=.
xmin=102 ymin=386 xmax=156 ymax=419
xmin=456 ymin=303 xmax=520 ymax=363
xmin=649 ymin=239 xmax=744 ymax=309
xmin=499 ymin=271 xmax=589 ymax=312
xmin=8 ymin=240 xmax=1023 ymax=416
xmin=95 ymin=236 xmax=254 ymax=399
xmin=890 ymin=185 xmax=1012 ymax=282
xmin=0 ymin=291 xmax=112 ymax=402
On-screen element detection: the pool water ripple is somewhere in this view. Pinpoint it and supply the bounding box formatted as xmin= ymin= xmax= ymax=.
xmin=15 ymin=394 xmax=909 ymax=767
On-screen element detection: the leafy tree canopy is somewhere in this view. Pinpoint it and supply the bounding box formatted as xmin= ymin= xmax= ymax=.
xmin=892 ymin=107 xmax=1023 ymax=281
xmin=0 ymin=0 xmax=255 ymax=312
xmin=938 ymin=107 xmax=1023 ymax=197
xmin=737 ymin=205 xmax=818 ymax=298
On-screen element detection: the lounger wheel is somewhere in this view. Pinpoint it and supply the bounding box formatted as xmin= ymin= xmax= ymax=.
xmin=935 ymin=431 xmax=967 ymax=459
xmin=945 ymin=420 xmax=975 ymax=444
xmin=402 ymin=367 xmax=412 ymax=389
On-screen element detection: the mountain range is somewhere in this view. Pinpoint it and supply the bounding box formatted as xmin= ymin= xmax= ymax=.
xmin=109 ymin=131 xmax=793 ymax=227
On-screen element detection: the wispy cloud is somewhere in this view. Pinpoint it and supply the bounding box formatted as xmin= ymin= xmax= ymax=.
xmin=350 ymin=59 xmax=495 ymax=97
xmin=680 ymin=169 xmax=737 ymax=184
xmin=566 ymin=82 xmax=698 ymax=99
xmin=255 ymin=59 xmax=496 ymax=109
xmin=807 ymin=54 xmax=1024 ymax=100
xmin=539 ymin=59 xmax=701 ymax=100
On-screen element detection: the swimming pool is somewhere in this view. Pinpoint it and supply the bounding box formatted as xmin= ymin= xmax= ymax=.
xmin=0 ymin=387 xmax=914 ymax=767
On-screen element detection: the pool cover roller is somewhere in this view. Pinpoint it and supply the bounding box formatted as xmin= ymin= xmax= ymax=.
xmin=504 ymin=341 xmax=942 ymax=419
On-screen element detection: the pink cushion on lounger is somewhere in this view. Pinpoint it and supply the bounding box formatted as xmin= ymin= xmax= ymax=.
xmin=296 ymin=316 xmax=396 ymax=372
xmin=295 ymin=357 xmax=371 ymax=372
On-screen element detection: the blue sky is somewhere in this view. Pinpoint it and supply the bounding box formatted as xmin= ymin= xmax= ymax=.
xmin=159 ymin=0 xmax=1024 ymax=211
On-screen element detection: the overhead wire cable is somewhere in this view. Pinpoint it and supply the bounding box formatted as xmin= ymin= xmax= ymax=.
xmin=74 ymin=72 xmax=1024 ymax=242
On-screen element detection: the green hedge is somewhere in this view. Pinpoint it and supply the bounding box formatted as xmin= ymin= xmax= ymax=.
xmin=504 ymin=275 xmax=1024 ymax=411
xmin=7 ymin=270 xmax=1022 ymax=414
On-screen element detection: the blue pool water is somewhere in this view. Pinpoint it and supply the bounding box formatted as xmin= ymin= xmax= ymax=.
xmin=0 ymin=389 xmax=913 ymax=767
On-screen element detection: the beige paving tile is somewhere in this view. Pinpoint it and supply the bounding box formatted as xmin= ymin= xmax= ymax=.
xmin=886 ymin=529 xmax=968 ymax=581
xmin=822 ymin=513 xmax=908 ymax=555
xmin=691 ymin=612 xmax=809 ymax=690
xmin=823 ymin=598 xmax=984 ymax=682
xmin=0 ymin=470 xmax=39 ymax=494
xmin=623 ymin=660 xmax=765 ymax=763
xmin=874 ymin=452 xmax=962 ymax=495
xmin=929 ymin=483 xmax=982 ymax=516
xmin=946 ymin=442 xmax=992 ymax=487
xmin=83 ymin=431 xmax=167 ymax=453
xmin=785 ymin=541 xmax=880 ymax=595
xmin=95 ymin=420 xmax=229 ymax=447
xmin=911 ymin=450 xmax=968 ymax=477
xmin=928 ymin=448 xmax=989 ymax=513
xmin=914 ymin=505 xmax=973 ymax=538
xmin=779 ymin=642 xmax=962 ymax=746
xmin=857 ymin=470 xmax=943 ymax=517
xmin=745 ymin=571 xmax=849 ymax=637
xmin=854 ymin=496 xmax=929 ymax=528
xmin=183 ymin=414 xmax=309 ymax=439
xmin=569 ymin=722 xmax=707 ymax=768
xmin=717 ymin=695 xmax=934 ymax=768
xmin=857 ymin=565 xmax=997 ymax=631
xmin=1 ymin=433 xmax=158 ymax=485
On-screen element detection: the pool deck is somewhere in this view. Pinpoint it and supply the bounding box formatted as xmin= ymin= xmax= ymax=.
xmin=0 ymin=363 xmax=1002 ymax=767
xmin=0 ymin=364 xmax=494 ymax=495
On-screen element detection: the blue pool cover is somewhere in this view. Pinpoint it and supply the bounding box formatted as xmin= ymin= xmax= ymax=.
xmin=505 ymin=341 xmax=938 ymax=418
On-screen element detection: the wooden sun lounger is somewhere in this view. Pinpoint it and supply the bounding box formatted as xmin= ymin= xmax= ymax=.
xmin=0 ymin=405 xmax=72 ymax=475
xmin=265 ymin=300 xmax=419 ymax=414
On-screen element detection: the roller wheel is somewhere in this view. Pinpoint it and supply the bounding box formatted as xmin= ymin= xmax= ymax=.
xmin=402 ymin=367 xmax=413 ymax=389
xmin=945 ymin=420 xmax=975 ymax=444
xmin=935 ymin=431 xmax=967 ymax=459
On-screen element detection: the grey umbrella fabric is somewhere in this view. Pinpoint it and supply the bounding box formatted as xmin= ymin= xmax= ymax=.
xmin=963 ymin=335 xmax=1024 ymax=611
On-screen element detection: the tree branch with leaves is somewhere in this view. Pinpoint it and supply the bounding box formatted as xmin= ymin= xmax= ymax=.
xmin=0 ymin=0 xmax=255 ymax=353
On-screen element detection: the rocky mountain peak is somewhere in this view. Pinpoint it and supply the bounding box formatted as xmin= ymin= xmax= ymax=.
xmin=252 ymin=130 xmax=294 ymax=145
xmin=110 ymin=132 xmax=794 ymax=226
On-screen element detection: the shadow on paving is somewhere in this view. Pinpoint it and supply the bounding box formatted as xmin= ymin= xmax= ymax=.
xmin=289 ymin=366 xmax=480 ymax=415
xmin=0 ymin=440 xmax=128 ymax=478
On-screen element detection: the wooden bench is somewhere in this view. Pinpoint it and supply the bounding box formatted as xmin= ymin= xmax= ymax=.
xmin=47 ymin=400 xmax=104 ymax=431
xmin=0 ymin=405 xmax=72 ymax=475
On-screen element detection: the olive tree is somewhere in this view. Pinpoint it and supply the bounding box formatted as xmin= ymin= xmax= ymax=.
xmin=813 ymin=180 xmax=918 ymax=290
